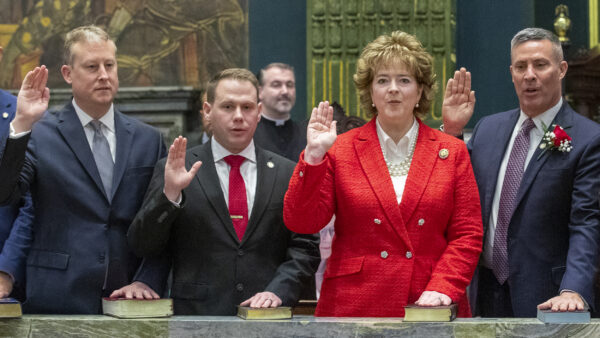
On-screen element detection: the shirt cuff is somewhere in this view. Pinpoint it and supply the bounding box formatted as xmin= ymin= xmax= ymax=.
xmin=164 ymin=190 xmax=183 ymax=208
xmin=9 ymin=122 xmax=31 ymax=139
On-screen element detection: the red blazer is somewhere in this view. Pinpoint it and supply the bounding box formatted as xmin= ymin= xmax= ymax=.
xmin=284 ymin=119 xmax=483 ymax=317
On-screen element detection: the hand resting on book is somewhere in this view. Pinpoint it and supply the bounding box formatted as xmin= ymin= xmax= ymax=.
xmin=239 ymin=291 xmax=282 ymax=308
xmin=110 ymin=281 xmax=160 ymax=299
xmin=414 ymin=291 xmax=452 ymax=307
xmin=537 ymin=291 xmax=585 ymax=312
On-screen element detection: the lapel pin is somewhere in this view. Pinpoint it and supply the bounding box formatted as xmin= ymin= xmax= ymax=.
xmin=438 ymin=148 xmax=449 ymax=159
xmin=2 ymin=112 xmax=8 ymax=119
xmin=267 ymin=161 xmax=275 ymax=168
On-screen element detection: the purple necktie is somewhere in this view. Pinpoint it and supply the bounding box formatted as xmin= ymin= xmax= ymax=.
xmin=492 ymin=118 xmax=535 ymax=285
xmin=224 ymin=155 xmax=248 ymax=241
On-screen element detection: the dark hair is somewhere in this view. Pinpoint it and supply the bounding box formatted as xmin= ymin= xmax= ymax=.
xmin=206 ymin=68 xmax=259 ymax=103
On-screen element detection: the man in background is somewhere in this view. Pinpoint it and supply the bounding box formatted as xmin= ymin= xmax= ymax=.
xmin=253 ymin=63 xmax=306 ymax=162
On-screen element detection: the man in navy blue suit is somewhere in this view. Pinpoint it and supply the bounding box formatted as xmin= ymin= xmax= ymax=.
xmin=0 ymin=26 xmax=166 ymax=313
xmin=0 ymin=45 xmax=34 ymax=301
xmin=443 ymin=27 xmax=600 ymax=317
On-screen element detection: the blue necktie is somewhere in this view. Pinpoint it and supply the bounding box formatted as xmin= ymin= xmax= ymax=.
xmin=90 ymin=120 xmax=114 ymax=198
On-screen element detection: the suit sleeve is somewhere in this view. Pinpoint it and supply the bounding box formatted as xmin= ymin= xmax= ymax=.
xmin=0 ymin=192 xmax=34 ymax=284
xmin=283 ymin=150 xmax=336 ymax=234
xmin=265 ymin=230 xmax=320 ymax=305
xmin=560 ymin=133 xmax=600 ymax=306
xmin=425 ymin=143 xmax=484 ymax=302
xmin=127 ymin=158 xmax=183 ymax=257
xmin=0 ymin=136 xmax=34 ymax=205
xmin=133 ymin=256 xmax=171 ymax=297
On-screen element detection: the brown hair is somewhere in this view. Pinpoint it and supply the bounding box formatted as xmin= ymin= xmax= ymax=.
xmin=353 ymin=31 xmax=437 ymax=118
xmin=206 ymin=68 xmax=259 ymax=103
xmin=63 ymin=25 xmax=115 ymax=65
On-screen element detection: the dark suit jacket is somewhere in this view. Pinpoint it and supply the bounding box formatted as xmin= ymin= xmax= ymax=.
xmin=0 ymin=89 xmax=34 ymax=299
xmin=468 ymin=101 xmax=600 ymax=317
xmin=0 ymin=102 xmax=166 ymax=314
xmin=128 ymin=141 xmax=320 ymax=315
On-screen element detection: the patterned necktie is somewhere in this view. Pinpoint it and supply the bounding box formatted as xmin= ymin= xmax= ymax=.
xmin=224 ymin=155 xmax=248 ymax=241
xmin=492 ymin=118 xmax=536 ymax=284
xmin=90 ymin=120 xmax=114 ymax=199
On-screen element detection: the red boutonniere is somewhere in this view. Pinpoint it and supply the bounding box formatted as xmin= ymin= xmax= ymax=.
xmin=538 ymin=122 xmax=572 ymax=159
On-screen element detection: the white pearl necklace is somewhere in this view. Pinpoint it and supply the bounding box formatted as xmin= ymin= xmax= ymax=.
xmin=381 ymin=127 xmax=419 ymax=177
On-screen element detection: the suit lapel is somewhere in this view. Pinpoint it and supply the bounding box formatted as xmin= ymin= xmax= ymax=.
xmin=514 ymin=102 xmax=572 ymax=207
xmin=111 ymin=110 xmax=134 ymax=200
xmin=400 ymin=121 xmax=437 ymax=223
xmin=56 ymin=103 xmax=107 ymax=199
xmin=192 ymin=142 xmax=240 ymax=243
xmin=480 ymin=109 xmax=520 ymax=224
xmin=242 ymin=147 xmax=275 ymax=245
xmin=354 ymin=119 xmax=412 ymax=249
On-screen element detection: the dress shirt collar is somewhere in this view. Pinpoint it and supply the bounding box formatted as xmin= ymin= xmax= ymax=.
xmin=375 ymin=116 xmax=418 ymax=161
xmin=517 ymin=97 xmax=562 ymax=135
xmin=260 ymin=113 xmax=289 ymax=126
xmin=211 ymin=137 xmax=256 ymax=164
xmin=72 ymin=98 xmax=115 ymax=133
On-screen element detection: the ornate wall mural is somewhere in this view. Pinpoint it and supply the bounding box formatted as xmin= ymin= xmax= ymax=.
xmin=0 ymin=0 xmax=248 ymax=89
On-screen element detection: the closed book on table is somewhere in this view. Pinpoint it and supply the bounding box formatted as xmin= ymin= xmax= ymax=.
xmin=237 ymin=306 xmax=292 ymax=320
xmin=102 ymin=297 xmax=173 ymax=319
xmin=537 ymin=308 xmax=590 ymax=323
xmin=0 ymin=298 xmax=22 ymax=318
xmin=403 ymin=304 xmax=457 ymax=322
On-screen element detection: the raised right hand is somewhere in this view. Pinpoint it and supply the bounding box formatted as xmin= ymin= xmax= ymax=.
xmin=13 ymin=66 xmax=50 ymax=133
xmin=163 ymin=136 xmax=202 ymax=201
xmin=441 ymin=67 xmax=475 ymax=136
xmin=109 ymin=281 xmax=159 ymax=299
xmin=304 ymin=101 xmax=337 ymax=165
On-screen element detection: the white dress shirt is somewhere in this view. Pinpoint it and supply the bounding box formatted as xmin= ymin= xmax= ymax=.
xmin=482 ymin=98 xmax=562 ymax=268
xmin=375 ymin=117 xmax=419 ymax=204
xmin=212 ymin=137 xmax=257 ymax=219
xmin=72 ymin=99 xmax=116 ymax=162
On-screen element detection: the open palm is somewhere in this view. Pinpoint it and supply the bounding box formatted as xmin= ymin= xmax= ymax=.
xmin=305 ymin=101 xmax=337 ymax=164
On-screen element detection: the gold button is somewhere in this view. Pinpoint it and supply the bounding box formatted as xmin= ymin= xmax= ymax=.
xmin=381 ymin=251 xmax=388 ymax=259
xmin=418 ymin=219 xmax=425 ymax=226
xmin=2 ymin=112 xmax=8 ymax=119
xmin=374 ymin=218 xmax=381 ymax=224
xmin=267 ymin=161 xmax=274 ymax=168
xmin=406 ymin=251 xmax=413 ymax=259
xmin=299 ymin=171 xmax=304 ymax=177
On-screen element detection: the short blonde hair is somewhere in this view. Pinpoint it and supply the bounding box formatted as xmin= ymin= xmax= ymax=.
xmin=353 ymin=31 xmax=437 ymax=118
xmin=63 ymin=25 xmax=114 ymax=65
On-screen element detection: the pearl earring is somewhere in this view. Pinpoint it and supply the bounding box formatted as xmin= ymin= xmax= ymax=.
xmin=415 ymin=103 xmax=419 ymax=108
xmin=371 ymin=103 xmax=375 ymax=107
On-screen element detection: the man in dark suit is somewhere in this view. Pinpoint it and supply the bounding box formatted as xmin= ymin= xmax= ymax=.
xmin=0 ymin=44 xmax=34 ymax=300
xmin=442 ymin=27 xmax=600 ymax=317
xmin=0 ymin=26 xmax=166 ymax=313
xmin=112 ymin=68 xmax=320 ymax=315
xmin=253 ymin=63 xmax=307 ymax=162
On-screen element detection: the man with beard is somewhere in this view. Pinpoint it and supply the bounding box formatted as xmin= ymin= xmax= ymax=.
xmin=253 ymin=63 xmax=306 ymax=162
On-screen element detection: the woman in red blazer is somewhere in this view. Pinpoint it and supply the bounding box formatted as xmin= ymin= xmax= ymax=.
xmin=284 ymin=31 xmax=483 ymax=317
